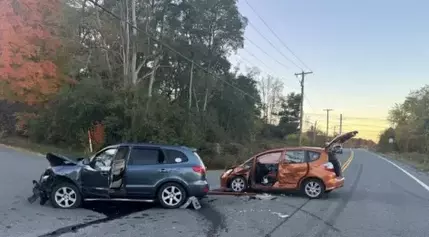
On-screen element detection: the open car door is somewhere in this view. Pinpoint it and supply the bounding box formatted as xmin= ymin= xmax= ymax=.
xmin=250 ymin=150 xmax=283 ymax=191
xmin=108 ymin=146 xmax=130 ymax=197
xmin=324 ymin=130 xmax=358 ymax=151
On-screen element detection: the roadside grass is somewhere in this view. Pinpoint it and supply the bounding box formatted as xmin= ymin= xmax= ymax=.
xmin=382 ymin=152 xmax=429 ymax=172
xmin=0 ymin=136 xmax=88 ymax=158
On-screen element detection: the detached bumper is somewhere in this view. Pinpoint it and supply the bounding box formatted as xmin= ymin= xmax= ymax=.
xmin=325 ymin=177 xmax=345 ymax=191
xmin=28 ymin=180 xmax=49 ymax=205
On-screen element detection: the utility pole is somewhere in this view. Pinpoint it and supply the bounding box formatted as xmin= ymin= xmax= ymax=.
xmin=295 ymin=71 xmax=313 ymax=146
xmin=312 ymin=121 xmax=317 ymax=145
xmin=339 ymin=114 xmax=343 ymax=134
xmin=323 ymin=108 xmax=333 ymax=141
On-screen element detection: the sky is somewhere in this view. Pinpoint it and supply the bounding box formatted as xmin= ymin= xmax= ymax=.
xmin=228 ymin=0 xmax=429 ymax=141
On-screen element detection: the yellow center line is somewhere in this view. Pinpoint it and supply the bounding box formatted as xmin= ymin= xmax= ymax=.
xmin=341 ymin=150 xmax=354 ymax=172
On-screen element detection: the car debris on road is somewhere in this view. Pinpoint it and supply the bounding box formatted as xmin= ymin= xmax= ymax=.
xmin=180 ymin=196 xmax=202 ymax=210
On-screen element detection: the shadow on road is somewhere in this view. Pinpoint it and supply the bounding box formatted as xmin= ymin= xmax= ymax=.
xmin=37 ymin=201 xmax=155 ymax=237
xmin=82 ymin=201 xmax=155 ymax=217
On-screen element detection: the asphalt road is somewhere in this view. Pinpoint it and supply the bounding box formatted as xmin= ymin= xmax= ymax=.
xmin=1 ymin=145 xmax=429 ymax=237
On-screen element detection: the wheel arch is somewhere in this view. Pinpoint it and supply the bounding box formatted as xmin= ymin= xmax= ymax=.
xmin=299 ymin=176 xmax=326 ymax=190
xmin=228 ymin=175 xmax=248 ymax=188
xmin=155 ymin=179 xmax=189 ymax=197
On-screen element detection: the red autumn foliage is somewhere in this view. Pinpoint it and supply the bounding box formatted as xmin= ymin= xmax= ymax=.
xmin=89 ymin=122 xmax=105 ymax=150
xmin=0 ymin=0 xmax=65 ymax=105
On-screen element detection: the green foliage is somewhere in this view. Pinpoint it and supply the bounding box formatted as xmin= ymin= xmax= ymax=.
xmin=379 ymin=85 xmax=429 ymax=156
xmin=7 ymin=0 xmax=315 ymax=168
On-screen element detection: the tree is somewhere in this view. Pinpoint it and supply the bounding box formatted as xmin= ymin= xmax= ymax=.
xmin=0 ymin=0 xmax=65 ymax=105
xmin=277 ymin=92 xmax=302 ymax=138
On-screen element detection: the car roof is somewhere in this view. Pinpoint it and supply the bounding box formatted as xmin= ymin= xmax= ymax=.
xmin=105 ymin=143 xmax=195 ymax=151
xmin=255 ymin=146 xmax=325 ymax=156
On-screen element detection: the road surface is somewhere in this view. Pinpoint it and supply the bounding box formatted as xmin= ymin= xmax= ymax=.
xmin=1 ymin=145 xmax=429 ymax=237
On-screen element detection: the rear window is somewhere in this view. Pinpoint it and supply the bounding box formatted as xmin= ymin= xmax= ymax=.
xmin=128 ymin=148 xmax=161 ymax=165
xmin=163 ymin=149 xmax=189 ymax=164
xmin=307 ymin=151 xmax=321 ymax=162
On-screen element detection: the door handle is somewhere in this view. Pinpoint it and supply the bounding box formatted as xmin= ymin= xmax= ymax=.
xmin=158 ymin=168 xmax=169 ymax=173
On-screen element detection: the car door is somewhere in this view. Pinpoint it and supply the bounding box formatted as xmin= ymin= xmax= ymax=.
xmin=125 ymin=146 xmax=165 ymax=198
xmin=277 ymin=149 xmax=309 ymax=189
xmin=81 ymin=147 xmax=118 ymax=198
xmin=250 ymin=151 xmax=282 ymax=188
xmin=109 ymin=146 xmax=130 ymax=191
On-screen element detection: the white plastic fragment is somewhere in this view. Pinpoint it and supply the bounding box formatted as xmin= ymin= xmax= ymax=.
xmin=191 ymin=196 xmax=201 ymax=210
xmin=180 ymin=196 xmax=201 ymax=210
xmin=272 ymin=212 xmax=289 ymax=218
xmin=255 ymin=193 xmax=276 ymax=200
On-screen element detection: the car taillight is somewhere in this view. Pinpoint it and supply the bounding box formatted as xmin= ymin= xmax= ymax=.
xmin=323 ymin=162 xmax=335 ymax=172
xmin=192 ymin=165 xmax=206 ymax=174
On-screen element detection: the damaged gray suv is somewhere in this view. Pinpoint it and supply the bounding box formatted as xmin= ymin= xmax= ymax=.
xmin=28 ymin=143 xmax=210 ymax=209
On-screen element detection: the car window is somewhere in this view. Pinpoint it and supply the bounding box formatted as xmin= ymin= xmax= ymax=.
xmin=285 ymin=150 xmax=305 ymax=164
xmin=257 ymin=152 xmax=281 ymax=164
xmin=93 ymin=148 xmax=118 ymax=170
xmin=307 ymin=151 xmax=321 ymax=162
xmin=163 ymin=149 xmax=188 ymax=164
xmin=128 ymin=148 xmax=161 ymax=165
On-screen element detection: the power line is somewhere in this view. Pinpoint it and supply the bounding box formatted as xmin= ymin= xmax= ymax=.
xmin=244 ymin=0 xmax=312 ymax=72
xmin=246 ymin=20 xmax=304 ymax=70
xmin=240 ymin=48 xmax=278 ymax=75
xmin=305 ymin=113 xmax=389 ymax=121
xmin=244 ymin=36 xmax=290 ymax=70
xmin=87 ymin=0 xmax=258 ymax=101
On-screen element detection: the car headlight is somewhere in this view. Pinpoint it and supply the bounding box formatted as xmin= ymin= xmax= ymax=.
xmin=40 ymin=175 xmax=50 ymax=182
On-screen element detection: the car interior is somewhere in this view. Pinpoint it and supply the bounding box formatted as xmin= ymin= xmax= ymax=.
xmin=253 ymin=152 xmax=280 ymax=187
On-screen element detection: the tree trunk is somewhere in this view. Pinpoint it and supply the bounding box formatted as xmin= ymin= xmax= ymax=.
xmin=188 ymin=62 xmax=194 ymax=110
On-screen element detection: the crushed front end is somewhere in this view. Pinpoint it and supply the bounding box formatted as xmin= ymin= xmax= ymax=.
xmin=28 ymin=168 xmax=55 ymax=205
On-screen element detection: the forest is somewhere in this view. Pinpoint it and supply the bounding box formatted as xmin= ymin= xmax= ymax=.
xmin=379 ymin=85 xmax=429 ymax=164
xmin=0 ymin=0 xmax=373 ymax=168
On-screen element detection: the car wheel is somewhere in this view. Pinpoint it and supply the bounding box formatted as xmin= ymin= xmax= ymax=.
xmin=50 ymin=182 xmax=82 ymax=209
xmin=229 ymin=176 xmax=247 ymax=192
xmin=157 ymin=182 xmax=187 ymax=209
xmin=302 ymin=179 xmax=325 ymax=199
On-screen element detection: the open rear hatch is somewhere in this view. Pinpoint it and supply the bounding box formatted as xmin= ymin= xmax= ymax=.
xmin=46 ymin=153 xmax=79 ymax=167
xmin=324 ymin=130 xmax=358 ymax=151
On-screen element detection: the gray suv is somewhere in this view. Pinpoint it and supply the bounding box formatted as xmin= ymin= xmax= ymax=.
xmin=28 ymin=143 xmax=209 ymax=209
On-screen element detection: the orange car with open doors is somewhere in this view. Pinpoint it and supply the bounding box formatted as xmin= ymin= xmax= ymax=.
xmin=219 ymin=131 xmax=358 ymax=199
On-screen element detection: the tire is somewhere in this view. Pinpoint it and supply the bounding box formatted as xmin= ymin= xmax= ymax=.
xmin=301 ymin=179 xmax=325 ymax=199
xmin=157 ymin=182 xmax=187 ymax=209
xmin=229 ymin=176 xmax=247 ymax=192
xmin=50 ymin=182 xmax=82 ymax=209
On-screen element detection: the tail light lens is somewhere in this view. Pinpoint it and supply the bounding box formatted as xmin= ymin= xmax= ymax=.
xmin=323 ymin=162 xmax=335 ymax=172
xmin=192 ymin=165 xmax=206 ymax=174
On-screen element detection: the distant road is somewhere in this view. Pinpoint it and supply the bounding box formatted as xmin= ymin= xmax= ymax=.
xmin=1 ymin=146 xmax=429 ymax=237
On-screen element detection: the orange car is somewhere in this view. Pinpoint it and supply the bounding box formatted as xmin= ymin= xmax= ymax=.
xmin=219 ymin=131 xmax=358 ymax=199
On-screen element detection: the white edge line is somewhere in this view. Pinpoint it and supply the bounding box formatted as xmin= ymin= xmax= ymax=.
xmin=375 ymin=153 xmax=429 ymax=192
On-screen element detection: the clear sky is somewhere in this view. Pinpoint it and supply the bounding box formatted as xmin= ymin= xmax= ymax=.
xmin=229 ymin=0 xmax=429 ymax=141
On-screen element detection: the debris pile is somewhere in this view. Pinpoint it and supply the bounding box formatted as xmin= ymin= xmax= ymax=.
xmin=180 ymin=196 xmax=202 ymax=210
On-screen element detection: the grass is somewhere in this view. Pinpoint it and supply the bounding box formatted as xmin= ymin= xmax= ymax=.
xmin=0 ymin=136 xmax=89 ymax=158
xmin=383 ymin=152 xmax=429 ymax=172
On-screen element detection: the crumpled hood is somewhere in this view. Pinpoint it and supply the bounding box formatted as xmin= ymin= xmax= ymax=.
xmin=46 ymin=153 xmax=79 ymax=167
